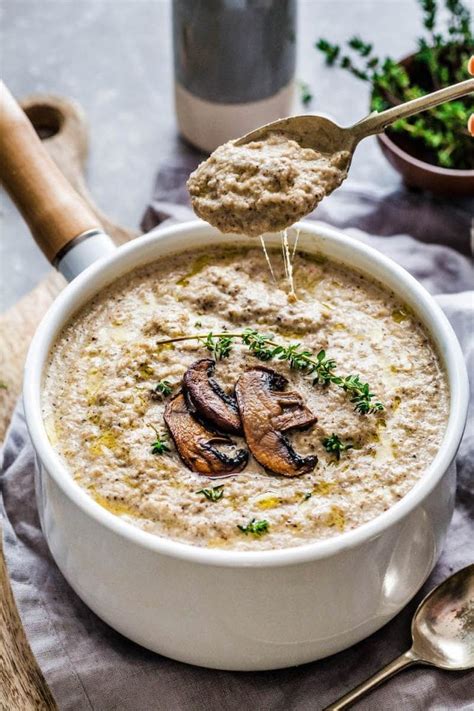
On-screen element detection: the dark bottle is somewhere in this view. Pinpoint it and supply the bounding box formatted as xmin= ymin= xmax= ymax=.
xmin=173 ymin=0 xmax=297 ymax=152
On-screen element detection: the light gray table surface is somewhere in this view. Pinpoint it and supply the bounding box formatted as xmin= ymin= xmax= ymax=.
xmin=0 ymin=0 xmax=442 ymax=312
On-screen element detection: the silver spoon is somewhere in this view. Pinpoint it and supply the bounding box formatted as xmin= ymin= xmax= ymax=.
xmin=235 ymin=78 xmax=474 ymax=165
xmin=324 ymin=564 xmax=474 ymax=710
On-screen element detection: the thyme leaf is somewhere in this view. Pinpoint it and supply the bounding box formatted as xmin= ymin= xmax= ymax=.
xmin=322 ymin=434 xmax=354 ymax=460
xmin=316 ymin=38 xmax=340 ymax=65
xmin=149 ymin=424 xmax=170 ymax=455
xmin=154 ymin=379 xmax=172 ymax=396
xmin=197 ymin=485 xmax=224 ymax=502
xmin=199 ymin=332 xmax=235 ymax=360
xmin=299 ymin=80 xmax=313 ymax=106
xmin=332 ymin=375 xmax=384 ymax=415
xmin=237 ymin=518 xmax=269 ymax=536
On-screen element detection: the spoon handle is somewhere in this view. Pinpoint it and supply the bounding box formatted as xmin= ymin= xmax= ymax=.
xmin=323 ymin=649 xmax=419 ymax=710
xmin=351 ymin=78 xmax=474 ymax=139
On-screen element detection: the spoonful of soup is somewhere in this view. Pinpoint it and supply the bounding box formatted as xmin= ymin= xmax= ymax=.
xmin=188 ymin=78 xmax=474 ymax=237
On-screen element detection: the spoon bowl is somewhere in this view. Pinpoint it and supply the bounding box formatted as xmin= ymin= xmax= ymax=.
xmin=412 ymin=563 xmax=474 ymax=670
xmin=192 ymin=78 xmax=473 ymax=239
xmin=234 ymin=114 xmax=356 ymax=155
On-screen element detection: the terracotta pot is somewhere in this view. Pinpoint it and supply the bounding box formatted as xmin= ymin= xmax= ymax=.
xmin=377 ymin=132 xmax=474 ymax=196
xmin=375 ymin=51 xmax=474 ymax=196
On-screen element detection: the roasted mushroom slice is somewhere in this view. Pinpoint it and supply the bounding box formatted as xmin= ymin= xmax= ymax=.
xmin=164 ymin=394 xmax=248 ymax=476
xmin=183 ymin=358 xmax=242 ymax=435
xmin=235 ymin=366 xmax=317 ymax=477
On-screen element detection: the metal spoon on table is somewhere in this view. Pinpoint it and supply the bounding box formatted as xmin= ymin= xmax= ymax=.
xmin=234 ymin=78 xmax=474 ymax=164
xmin=323 ymin=564 xmax=474 ymax=710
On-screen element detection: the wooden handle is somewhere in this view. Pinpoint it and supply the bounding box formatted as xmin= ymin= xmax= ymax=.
xmin=18 ymin=93 xmax=138 ymax=246
xmin=0 ymin=81 xmax=101 ymax=263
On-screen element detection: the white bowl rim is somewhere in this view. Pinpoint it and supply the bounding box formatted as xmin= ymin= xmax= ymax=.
xmin=23 ymin=220 xmax=469 ymax=569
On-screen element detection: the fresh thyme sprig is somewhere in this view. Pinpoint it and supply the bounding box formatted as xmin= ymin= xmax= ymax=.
xmin=316 ymin=0 xmax=473 ymax=170
xmin=241 ymin=329 xmax=337 ymax=384
xmin=149 ymin=424 xmax=170 ymax=455
xmin=237 ymin=518 xmax=269 ymax=536
xmin=155 ymin=329 xmax=384 ymax=415
xmin=197 ymin=485 xmax=224 ymax=502
xmin=322 ymin=434 xmax=354 ymax=460
xmin=154 ymin=379 xmax=172 ymax=396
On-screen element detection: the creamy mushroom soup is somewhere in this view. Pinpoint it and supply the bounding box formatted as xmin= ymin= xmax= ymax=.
xmin=42 ymin=243 xmax=448 ymax=550
xmin=188 ymin=133 xmax=350 ymax=236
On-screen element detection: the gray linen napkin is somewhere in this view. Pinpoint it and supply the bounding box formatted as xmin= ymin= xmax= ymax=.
xmin=1 ymin=163 xmax=473 ymax=709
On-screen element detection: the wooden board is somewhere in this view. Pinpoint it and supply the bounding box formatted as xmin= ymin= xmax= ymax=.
xmin=0 ymin=94 xmax=139 ymax=710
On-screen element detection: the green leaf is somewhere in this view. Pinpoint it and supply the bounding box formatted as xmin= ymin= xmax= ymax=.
xmin=197 ymin=485 xmax=224 ymax=502
xmin=420 ymin=0 xmax=437 ymax=32
xmin=322 ymin=434 xmax=354 ymax=461
xmin=154 ymin=379 xmax=172 ymax=396
xmin=348 ymin=36 xmax=373 ymax=57
xmin=151 ymin=437 xmax=170 ymax=455
xmin=200 ymin=332 xmax=234 ymax=360
xmin=149 ymin=424 xmax=171 ymax=455
xmin=238 ymin=518 xmax=269 ymax=536
xmin=316 ymin=39 xmax=340 ymax=65
xmin=299 ymin=81 xmax=313 ymax=106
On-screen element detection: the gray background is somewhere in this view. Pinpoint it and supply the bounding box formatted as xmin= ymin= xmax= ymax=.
xmin=1 ymin=0 xmax=435 ymax=311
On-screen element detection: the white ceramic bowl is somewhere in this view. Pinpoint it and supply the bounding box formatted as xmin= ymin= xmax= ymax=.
xmin=24 ymin=221 xmax=468 ymax=671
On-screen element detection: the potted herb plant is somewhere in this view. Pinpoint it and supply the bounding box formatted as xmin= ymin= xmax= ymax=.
xmin=316 ymin=0 xmax=474 ymax=195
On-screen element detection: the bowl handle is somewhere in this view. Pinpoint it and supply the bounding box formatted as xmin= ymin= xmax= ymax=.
xmin=0 ymin=81 xmax=114 ymax=277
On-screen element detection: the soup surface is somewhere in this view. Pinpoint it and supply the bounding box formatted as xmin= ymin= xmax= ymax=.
xmin=42 ymin=241 xmax=448 ymax=550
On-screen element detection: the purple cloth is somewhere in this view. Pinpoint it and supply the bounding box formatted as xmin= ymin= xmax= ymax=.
xmin=1 ymin=154 xmax=473 ymax=709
